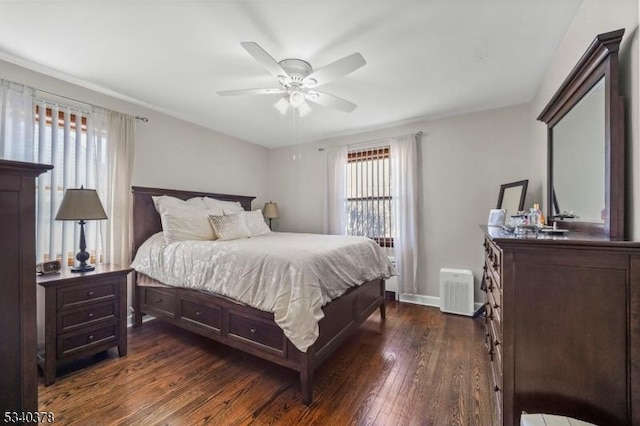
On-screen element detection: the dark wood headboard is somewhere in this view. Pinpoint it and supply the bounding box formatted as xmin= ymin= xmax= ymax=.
xmin=131 ymin=186 xmax=255 ymax=255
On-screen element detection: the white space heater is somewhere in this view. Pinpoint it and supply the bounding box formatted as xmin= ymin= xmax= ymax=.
xmin=439 ymin=268 xmax=474 ymax=316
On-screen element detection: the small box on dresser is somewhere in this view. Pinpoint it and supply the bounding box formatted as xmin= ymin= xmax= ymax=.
xmin=37 ymin=264 xmax=133 ymax=385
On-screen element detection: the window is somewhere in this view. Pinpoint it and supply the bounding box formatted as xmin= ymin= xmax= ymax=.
xmin=34 ymin=102 xmax=106 ymax=265
xmin=345 ymin=146 xmax=393 ymax=247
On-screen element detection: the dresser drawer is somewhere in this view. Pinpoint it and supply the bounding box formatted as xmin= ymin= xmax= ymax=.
xmin=487 ymin=285 xmax=502 ymax=323
xmin=142 ymin=287 xmax=176 ymax=318
xmin=489 ymin=319 xmax=502 ymax=375
xmin=490 ymin=355 xmax=503 ymax=425
xmin=228 ymin=313 xmax=285 ymax=354
xmin=180 ymin=298 xmax=222 ymax=333
xmin=57 ymin=281 xmax=117 ymax=310
xmin=57 ymin=322 xmax=118 ymax=359
xmin=57 ymin=301 xmax=117 ymax=334
xmin=484 ymin=238 xmax=502 ymax=287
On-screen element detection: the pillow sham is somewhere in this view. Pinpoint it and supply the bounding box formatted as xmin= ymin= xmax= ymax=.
xmin=241 ymin=210 xmax=271 ymax=237
xmin=160 ymin=209 xmax=215 ymax=244
xmin=201 ymin=197 xmax=244 ymax=213
xmin=152 ymin=195 xmax=207 ymax=214
xmin=209 ymin=214 xmax=251 ymax=241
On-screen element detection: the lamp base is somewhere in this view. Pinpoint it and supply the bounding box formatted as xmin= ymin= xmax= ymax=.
xmin=71 ymin=264 xmax=95 ymax=273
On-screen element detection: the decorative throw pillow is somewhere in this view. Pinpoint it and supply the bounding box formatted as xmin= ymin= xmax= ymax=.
xmin=241 ymin=210 xmax=271 ymax=237
xmin=202 ymin=197 xmax=244 ymax=213
xmin=209 ymin=214 xmax=251 ymax=241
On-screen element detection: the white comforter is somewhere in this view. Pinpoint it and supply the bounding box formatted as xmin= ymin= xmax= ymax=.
xmin=131 ymin=232 xmax=394 ymax=352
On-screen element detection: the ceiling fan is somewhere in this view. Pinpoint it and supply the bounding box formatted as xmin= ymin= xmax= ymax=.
xmin=218 ymin=42 xmax=366 ymax=116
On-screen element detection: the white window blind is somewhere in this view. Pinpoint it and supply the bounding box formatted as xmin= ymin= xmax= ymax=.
xmin=345 ymin=146 xmax=393 ymax=247
xmin=34 ymin=101 xmax=106 ymax=265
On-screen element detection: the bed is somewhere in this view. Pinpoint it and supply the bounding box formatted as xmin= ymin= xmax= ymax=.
xmin=130 ymin=186 xmax=390 ymax=405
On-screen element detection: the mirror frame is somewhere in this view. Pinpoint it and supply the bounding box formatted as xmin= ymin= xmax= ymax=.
xmin=497 ymin=179 xmax=528 ymax=213
xmin=537 ymin=29 xmax=625 ymax=240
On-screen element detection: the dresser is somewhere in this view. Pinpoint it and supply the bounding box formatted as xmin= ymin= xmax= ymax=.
xmin=481 ymin=225 xmax=640 ymax=426
xmin=37 ymin=264 xmax=132 ymax=385
xmin=0 ymin=160 xmax=52 ymax=414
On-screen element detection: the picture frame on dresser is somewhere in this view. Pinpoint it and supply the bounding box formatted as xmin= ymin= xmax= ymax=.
xmin=496 ymin=180 xmax=528 ymax=219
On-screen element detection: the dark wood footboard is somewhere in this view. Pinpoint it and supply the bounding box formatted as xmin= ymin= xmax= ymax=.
xmin=133 ymin=275 xmax=385 ymax=404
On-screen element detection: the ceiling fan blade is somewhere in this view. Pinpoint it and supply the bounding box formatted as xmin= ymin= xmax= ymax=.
xmin=217 ymin=88 xmax=284 ymax=96
xmin=307 ymin=91 xmax=357 ymax=113
xmin=241 ymin=42 xmax=288 ymax=80
xmin=303 ymin=53 xmax=366 ymax=87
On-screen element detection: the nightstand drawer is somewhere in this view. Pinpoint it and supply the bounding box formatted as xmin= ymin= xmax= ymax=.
xmin=228 ymin=313 xmax=285 ymax=354
xmin=57 ymin=301 xmax=117 ymax=334
xmin=180 ymin=299 xmax=222 ymax=333
xmin=58 ymin=322 xmax=118 ymax=359
xmin=58 ymin=281 xmax=117 ymax=310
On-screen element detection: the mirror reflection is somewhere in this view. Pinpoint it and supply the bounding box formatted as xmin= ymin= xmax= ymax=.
xmin=552 ymin=78 xmax=605 ymax=223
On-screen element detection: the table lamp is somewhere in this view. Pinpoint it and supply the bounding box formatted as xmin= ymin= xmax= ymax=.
xmin=55 ymin=186 xmax=108 ymax=272
xmin=262 ymin=202 xmax=280 ymax=230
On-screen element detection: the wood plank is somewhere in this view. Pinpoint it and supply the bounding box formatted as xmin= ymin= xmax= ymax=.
xmin=38 ymin=301 xmax=493 ymax=424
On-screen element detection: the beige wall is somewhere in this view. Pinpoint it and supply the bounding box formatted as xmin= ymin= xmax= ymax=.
xmin=270 ymin=103 xmax=532 ymax=302
xmin=530 ymin=0 xmax=639 ymax=237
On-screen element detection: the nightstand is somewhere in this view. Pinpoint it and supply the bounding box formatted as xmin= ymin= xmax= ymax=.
xmin=37 ymin=264 xmax=133 ymax=385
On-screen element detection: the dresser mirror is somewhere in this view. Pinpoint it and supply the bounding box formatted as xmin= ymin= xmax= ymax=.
xmin=538 ymin=29 xmax=625 ymax=239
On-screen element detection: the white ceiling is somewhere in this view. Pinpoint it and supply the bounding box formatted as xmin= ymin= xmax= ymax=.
xmin=0 ymin=0 xmax=582 ymax=148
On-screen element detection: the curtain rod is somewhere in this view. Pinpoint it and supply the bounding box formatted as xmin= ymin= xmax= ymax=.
xmin=317 ymin=131 xmax=423 ymax=152
xmin=35 ymin=88 xmax=149 ymax=122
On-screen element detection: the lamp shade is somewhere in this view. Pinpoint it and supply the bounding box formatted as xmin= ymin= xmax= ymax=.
xmin=263 ymin=202 xmax=280 ymax=219
xmin=55 ymin=188 xmax=108 ymax=221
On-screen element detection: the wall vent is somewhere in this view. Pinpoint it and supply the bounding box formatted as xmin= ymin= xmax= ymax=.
xmin=439 ymin=268 xmax=474 ymax=316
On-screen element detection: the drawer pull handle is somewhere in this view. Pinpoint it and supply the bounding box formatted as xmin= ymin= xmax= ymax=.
xmin=195 ymin=311 xmax=201 ymax=316
xmin=87 ymin=291 xmax=95 ymax=296
xmin=88 ymin=335 xmax=94 ymax=341
xmin=250 ymin=327 xmax=256 ymax=334
xmin=88 ymin=313 xmax=94 ymax=319
xmin=155 ymin=298 xmax=163 ymax=303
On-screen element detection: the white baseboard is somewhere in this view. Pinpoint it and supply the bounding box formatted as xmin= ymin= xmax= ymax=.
xmin=396 ymin=293 xmax=484 ymax=313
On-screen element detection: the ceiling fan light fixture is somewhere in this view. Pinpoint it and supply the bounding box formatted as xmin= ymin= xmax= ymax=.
xmin=306 ymin=91 xmax=320 ymax=101
xmin=298 ymin=101 xmax=312 ymax=117
xmin=273 ymin=97 xmax=289 ymax=115
xmin=289 ymin=90 xmax=305 ymax=108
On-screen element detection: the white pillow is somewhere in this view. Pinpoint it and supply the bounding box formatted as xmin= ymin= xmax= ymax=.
xmin=202 ymin=197 xmax=244 ymax=213
xmin=241 ymin=210 xmax=271 ymax=237
xmin=152 ymin=195 xmax=207 ymax=214
xmin=209 ymin=214 xmax=251 ymax=241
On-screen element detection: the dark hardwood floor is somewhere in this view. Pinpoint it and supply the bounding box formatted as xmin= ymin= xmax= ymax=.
xmin=38 ymin=301 xmax=494 ymax=425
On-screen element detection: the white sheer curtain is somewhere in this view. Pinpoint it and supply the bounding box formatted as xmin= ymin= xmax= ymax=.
xmin=89 ymin=107 xmax=135 ymax=268
xmin=390 ymin=134 xmax=419 ymax=294
xmin=0 ymin=80 xmax=35 ymax=162
xmin=324 ymin=145 xmax=348 ymax=235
